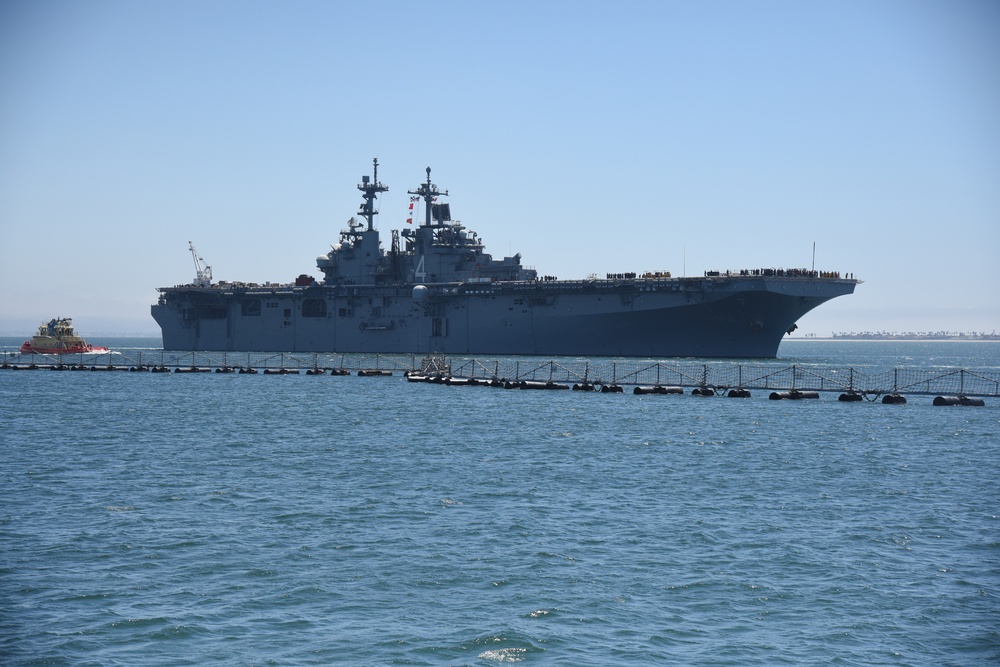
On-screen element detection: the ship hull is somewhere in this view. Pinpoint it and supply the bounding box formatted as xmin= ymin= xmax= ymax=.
xmin=152 ymin=276 xmax=856 ymax=358
xmin=20 ymin=339 xmax=108 ymax=354
xmin=20 ymin=345 xmax=106 ymax=354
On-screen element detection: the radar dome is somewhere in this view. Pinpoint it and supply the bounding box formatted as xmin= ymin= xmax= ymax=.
xmin=412 ymin=285 xmax=428 ymax=303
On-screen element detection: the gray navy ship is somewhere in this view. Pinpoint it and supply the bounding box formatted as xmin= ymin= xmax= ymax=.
xmin=152 ymin=160 xmax=860 ymax=358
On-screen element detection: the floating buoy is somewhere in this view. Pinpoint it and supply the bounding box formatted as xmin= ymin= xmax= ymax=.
xmin=519 ymin=380 xmax=569 ymax=390
xmin=306 ymin=368 xmax=326 ymax=375
xmin=238 ymin=367 xmax=258 ymax=374
xmin=692 ymin=387 xmax=716 ymax=397
xmin=634 ymin=385 xmax=683 ymax=395
xmin=357 ymin=369 xmax=392 ymax=376
xmin=600 ymin=384 xmax=624 ymax=393
xmin=769 ymin=390 xmax=820 ymax=400
xmin=933 ymin=395 xmax=985 ymax=407
xmin=838 ymin=391 xmax=863 ymax=402
xmin=727 ymin=388 xmax=751 ymax=398
xmin=573 ymin=382 xmax=596 ymax=391
xmin=881 ymin=394 xmax=906 ymax=404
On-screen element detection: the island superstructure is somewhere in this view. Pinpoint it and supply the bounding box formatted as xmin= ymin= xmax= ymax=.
xmin=152 ymin=160 xmax=859 ymax=357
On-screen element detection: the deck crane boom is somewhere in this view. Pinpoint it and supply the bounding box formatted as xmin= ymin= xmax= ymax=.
xmin=188 ymin=241 xmax=213 ymax=287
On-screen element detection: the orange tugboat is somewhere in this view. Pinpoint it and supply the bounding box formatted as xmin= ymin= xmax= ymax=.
xmin=19 ymin=318 xmax=109 ymax=354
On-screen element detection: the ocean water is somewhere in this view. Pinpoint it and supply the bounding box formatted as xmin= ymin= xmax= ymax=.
xmin=2 ymin=341 xmax=998 ymax=665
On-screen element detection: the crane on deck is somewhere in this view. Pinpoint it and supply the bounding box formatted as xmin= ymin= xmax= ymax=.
xmin=188 ymin=241 xmax=213 ymax=287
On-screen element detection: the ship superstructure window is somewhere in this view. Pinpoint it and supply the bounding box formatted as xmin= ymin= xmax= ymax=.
xmin=241 ymin=299 xmax=262 ymax=316
xmin=302 ymin=299 xmax=327 ymax=318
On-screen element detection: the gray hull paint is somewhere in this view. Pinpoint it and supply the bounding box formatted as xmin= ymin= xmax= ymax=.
xmin=153 ymin=161 xmax=859 ymax=358
xmin=152 ymin=276 xmax=855 ymax=358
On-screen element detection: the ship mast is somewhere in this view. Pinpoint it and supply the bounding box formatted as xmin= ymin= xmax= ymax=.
xmin=407 ymin=166 xmax=449 ymax=227
xmin=357 ymin=157 xmax=389 ymax=231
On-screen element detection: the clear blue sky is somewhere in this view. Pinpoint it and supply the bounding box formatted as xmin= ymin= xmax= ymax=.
xmin=2 ymin=0 xmax=998 ymax=336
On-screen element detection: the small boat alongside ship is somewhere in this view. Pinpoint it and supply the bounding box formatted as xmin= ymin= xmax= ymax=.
xmin=19 ymin=318 xmax=109 ymax=354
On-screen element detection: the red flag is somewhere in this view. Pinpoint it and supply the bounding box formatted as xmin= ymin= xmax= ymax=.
xmin=406 ymin=196 xmax=418 ymax=224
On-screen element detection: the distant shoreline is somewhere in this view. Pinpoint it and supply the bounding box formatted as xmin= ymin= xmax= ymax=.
xmin=790 ymin=336 xmax=1000 ymax=342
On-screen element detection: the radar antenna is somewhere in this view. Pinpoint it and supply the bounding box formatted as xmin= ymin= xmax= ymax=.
xmin=188 ymin=241 xmax=212 ymax=287
xmin=357 ymin=157 xmax=389 ymax=231
xmin=407 ymin=166 xmax=449 ymax=227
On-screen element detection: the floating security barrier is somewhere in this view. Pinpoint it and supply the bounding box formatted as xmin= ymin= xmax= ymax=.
xmin=520 ymin=380 xmax=569 ymax=390
xmin=444 ymin=376 xmax=476 ymax=386
xmin=4 ymin=354 xmax=995 ymax=407
xmin=933 ymin=395 xmax=986 ymax=407
xmin=769 ymin=390 xmax=820 ymax=400
xmin=404 ymin=373 xmax=455 ymax=383
xmin=634 ymin=385 xmax=684 ymax=395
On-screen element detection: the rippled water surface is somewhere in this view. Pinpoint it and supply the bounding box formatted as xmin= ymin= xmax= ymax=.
xmin=2 ymin=342 xmax=998 ymax=665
